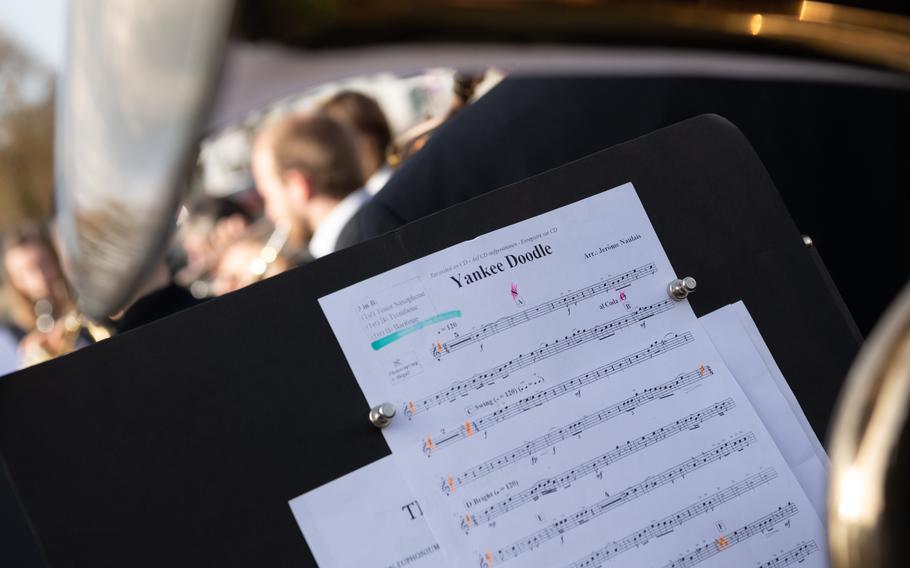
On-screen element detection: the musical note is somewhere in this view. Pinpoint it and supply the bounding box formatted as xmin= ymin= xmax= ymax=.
xmin=483 ymin=436 xmax=759 ymax=564
xmin=443 ymin=366 xmax=713 ymax=483
xmin=661 ymin=502 xmax=799 ymax=567
xmin=755 ymin=541 xmax=820 ymax=568
xmin=552 ymin=469 xmax=779 ymax=568
xmin=407 ymin=299 xmax=677 ymax=419
xmin=428 ymin=333 xmax=694 ymax=453
xmin=463 ymin=399 xmax=735 ymax=526
xmin=436 ymin=263 xmax=657 ymax=358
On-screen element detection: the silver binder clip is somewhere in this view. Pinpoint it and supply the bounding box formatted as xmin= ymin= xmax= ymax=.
xmin=667 ymin=277 xmax=697 ymax=301
xmin=369 ymin=403 xmax=397 ymax=429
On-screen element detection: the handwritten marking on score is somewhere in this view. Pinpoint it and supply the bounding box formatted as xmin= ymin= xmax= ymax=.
xmin=444 ymin=365 xmax=714 ymax=488
xmin=555 ymin=469 xmax=779 ymax=568
xmin=485 ymin=435 xmax=757 ymax=564
xmin=427 ymin=333 xmax=694 ymax=454
xmin=370 ymin=310 xmax=462 ymax=351
xmin=463 ymin=399 xmax=735 ymax=527
xmin=437 ymin=263 xmax=657 ymax=358
xmin=407 ymin=298 xmax=676 ymax=419
xmin=756 ymin=541 xmax=819 ymax=568
xmin=661 ymin=503 xmax=798 ymax=568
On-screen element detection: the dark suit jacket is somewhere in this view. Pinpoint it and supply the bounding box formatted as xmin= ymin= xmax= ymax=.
xmin=339 ymin=75 xmax=910 ymax=334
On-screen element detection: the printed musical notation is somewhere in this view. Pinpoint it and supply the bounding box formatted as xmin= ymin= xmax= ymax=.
xmin=427 ymin=333 xmax=694 ymax=454
xmin=556 ymin=469 xmax=779 ymax=568
xmin=757 ymin=541 xmax=820 ymax=568
xmin=443 ymin=366 xmax=713 ymax=487
xmin=410 ymin=299 xmax=676 ymax=419
xmin=319 ymin=183 xmax=827 ymax=568
xmin=661 ymin=503 xmax=798 ymax=568
xmin=484 ymin=435 xmax=757 ymax=565
xmin=435 ymin=263 xmax=658 ymax=358
xmin=464 ymin=399 xmax=735 ymax=529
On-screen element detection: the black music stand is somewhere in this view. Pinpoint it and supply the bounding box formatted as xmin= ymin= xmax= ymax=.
xmin=0 ymin=115 xmax=859 ymax=567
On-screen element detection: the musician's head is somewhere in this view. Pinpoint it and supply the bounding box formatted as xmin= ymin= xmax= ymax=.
xmin=251 ymin=113 xmax=363 ymax=246
xmin=2 ymin=221 xmax=70 ymax=331
xmin=320 ymin=90 xmax=392 ymax=181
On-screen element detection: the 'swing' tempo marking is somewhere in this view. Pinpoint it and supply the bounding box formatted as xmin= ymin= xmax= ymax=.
xmin=463 ymin=399 xmax=735 ymax=527
xmin=429 ymin=333 xmax=694 ymax=453
xmin=406 ymin=298 xmax=676 ymax=419
xmin=443 ymin=365 xmax=713 ymax=487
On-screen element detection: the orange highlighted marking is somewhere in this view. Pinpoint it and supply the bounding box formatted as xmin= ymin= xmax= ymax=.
xmin=436 ymin=341 xmax=443 ymax=353
xmin=466 ymin=421 xmax=474 ymax=436
xmin=486 ymin=550 xmax=493 ymax=565
xmin=408 ymin=401 xmax=416 ymax=414
xmin=426 ymin=437 xmax=435 ymax=451
xmin=716 ymin=536 xmax=730 ymax=550
xmin=465 ymin=514 xmax=472 ymax=526
xmin=699 ymin=364 xmax=706 ymax=376
xmin=448 ymin=476 xmax=455 ymax=493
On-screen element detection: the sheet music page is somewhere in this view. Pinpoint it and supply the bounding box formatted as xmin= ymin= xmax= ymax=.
xmin=701 ymin=302 xmax=828 ymax=520
xmin=319 ymin=183 xmax=826 ymax=568
xmin=289 ymin=456 xmax=442 ymax=568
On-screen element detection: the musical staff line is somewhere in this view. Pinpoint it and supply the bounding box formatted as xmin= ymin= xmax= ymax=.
xmin=437 ymin=263 xmax=657 ymax=358
xmin=445 ymin=365 xmax=713 ymax=489
xmin=556 ymin=469 xmax=779 ymax=568
xmin=406 ymin=298 xmax=677 ymax=419
xmin=463 ymin=399 xmax=736 ymax=529
xmin=757 ymin=541 xmax=820 ymax=568
xmin=661 ymin=502 xmax=798 ymax=568
xmin=429 ymin=333 xmax=694 ymax=454
xmin=485 ymin=434 xmax=757 ymax=565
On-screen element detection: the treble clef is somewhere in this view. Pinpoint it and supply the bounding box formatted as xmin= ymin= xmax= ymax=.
xmin=461 ymin=515 xmax=473 ymax=533
xmin=422 ymin=436 xmax=435 ymax=457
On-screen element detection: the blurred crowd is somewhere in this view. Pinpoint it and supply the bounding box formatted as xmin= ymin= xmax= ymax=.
xmin=0 ymin=72 xmax=492 ymax=375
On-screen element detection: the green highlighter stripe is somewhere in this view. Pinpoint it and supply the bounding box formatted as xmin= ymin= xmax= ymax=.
xmin=371 ymin=310 xmax=462 ymax=351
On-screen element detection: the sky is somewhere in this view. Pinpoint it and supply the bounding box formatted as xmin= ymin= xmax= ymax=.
xmin=0 ymin=0 xmax=66 ymax=71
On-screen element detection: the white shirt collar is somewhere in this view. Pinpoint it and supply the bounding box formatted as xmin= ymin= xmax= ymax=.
xmin=308 ymin=187 xmax=371 ymax=259
xmin=364 ymin=164 xmax=392 ymax=196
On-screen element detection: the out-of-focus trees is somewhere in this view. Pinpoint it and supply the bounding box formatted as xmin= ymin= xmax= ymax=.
xmin=0 ymin=33 xmax=55 ymax=231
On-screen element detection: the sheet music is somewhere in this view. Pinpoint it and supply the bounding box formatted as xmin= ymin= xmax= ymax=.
xmin=289 ymin=456 xmax=442 ymax=568
xmin=700 ymin=301 xmax=828 ymax=519
xmin=319 ymin=183 xmax=826 ymax=567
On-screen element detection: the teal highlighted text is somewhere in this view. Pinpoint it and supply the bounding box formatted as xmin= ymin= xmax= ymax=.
xmin=371 ymin=310 xmax=462 ymax=351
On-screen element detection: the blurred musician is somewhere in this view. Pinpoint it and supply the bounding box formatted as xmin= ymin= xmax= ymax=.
xmin=251 ymin=114 xmax=365 ymax=260
xmin=321 ymin=90 xmax=394 ymax=196
xmin=1 ymin=222 xmax=83 ymax=367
